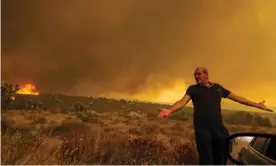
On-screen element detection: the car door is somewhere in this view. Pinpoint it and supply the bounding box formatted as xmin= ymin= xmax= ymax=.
xmin=263 ymin=137 xmax=276 ymax=164
xmin=238 ymin=137 xmax=272 ymax=165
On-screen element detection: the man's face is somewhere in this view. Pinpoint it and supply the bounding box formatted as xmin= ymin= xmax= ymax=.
xmin=194 ymin=68 xmax=208 ymax=84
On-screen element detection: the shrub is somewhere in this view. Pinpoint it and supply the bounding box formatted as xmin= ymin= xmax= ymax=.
xmin=170 ymin=114 xmax=189 ymax=122
xmin=125 ymin=136 xmax=168 ymax=164
xmin=128 ymin=128 xmax=143 ymax=136
xmin=170 ymin=123 xmax=184 ymax=132
xmin=1 ymin=119 xmax=15 ymax=135
xmin=224 ymin=111 xmax=253 ymax=125
xmin=255 ymin=116 xmax=272 ymax=128
xmin=224 ymin=111 xmax=272 ymax=128
xmin=80 ymin=116 xmax=90 ymax=123
xmin=140 ymin=124 xmax=158 ymax=135
xmin=52 ymin=125 xmax=71 ymax=135
xmin=104 ymin=128 xmax=114 ymax=132
xmin=49 ymin=121 xmax=89 ymax=136
xmin=1 ymin=82 xmax=20 ymax=111
xmin=170 ymin=142 xmax=198 ymax=165
xmin=32 ymin=116 xmax=47 ymax=125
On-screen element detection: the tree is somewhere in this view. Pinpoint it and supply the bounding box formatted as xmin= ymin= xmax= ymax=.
xmin=70 ymin=102 xmax=90 ymax=112
xmin=1 ymin=82 xmax=20 ymax=111
xmin=50 ymin=94 xmax=62 ymax=109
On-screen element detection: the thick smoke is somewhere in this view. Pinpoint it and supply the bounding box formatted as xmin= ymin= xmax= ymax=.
xmin=2 ymin=0 xmax=276 ymax=103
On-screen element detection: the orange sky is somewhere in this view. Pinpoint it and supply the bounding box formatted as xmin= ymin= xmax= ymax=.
xmin=2 ymin=0 xmax=276 ymax=111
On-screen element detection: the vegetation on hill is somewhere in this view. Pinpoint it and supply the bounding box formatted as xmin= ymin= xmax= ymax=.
xmin=1 ymin=82 xmax=276 ymax=164
xmin=224 ymin=111 xmax=273 ymax=128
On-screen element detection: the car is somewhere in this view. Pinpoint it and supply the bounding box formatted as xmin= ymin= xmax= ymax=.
xmin=227 ymin=132 xmax=276 ymax=165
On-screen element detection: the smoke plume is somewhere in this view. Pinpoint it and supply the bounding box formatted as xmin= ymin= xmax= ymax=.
xmin=2 ymin=0 xmax=276 ymax=107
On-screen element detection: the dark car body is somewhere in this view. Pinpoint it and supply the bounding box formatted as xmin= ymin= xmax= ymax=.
xmin=235 ymin=136 xmax=276 ymax=165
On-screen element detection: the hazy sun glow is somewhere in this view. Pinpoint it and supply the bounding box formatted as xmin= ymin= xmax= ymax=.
xmin=101 ymin=78 xmax=275 ymax=111
xmin=132 ymin=80 xmax=276 ymax=110
xmin=155 ymin=80 xmax=187 ymax=103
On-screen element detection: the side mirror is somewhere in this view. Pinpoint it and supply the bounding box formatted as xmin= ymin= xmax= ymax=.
xmin=227 ymin=132 xmax=276 ymax=165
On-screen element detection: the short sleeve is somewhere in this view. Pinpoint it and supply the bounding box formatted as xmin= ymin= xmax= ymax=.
xmin=217 ymin=84 xmax=231 ymax=98
xmin=185 ymin=85 xmax=195 ymax=98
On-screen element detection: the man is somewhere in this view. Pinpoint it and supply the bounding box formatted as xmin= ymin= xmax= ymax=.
xmin=157 ymin=67 xmax=273 ymax=165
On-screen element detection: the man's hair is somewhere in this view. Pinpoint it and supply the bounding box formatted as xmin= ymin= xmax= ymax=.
xmin=195 ymin=67 xmax=208 ymax=75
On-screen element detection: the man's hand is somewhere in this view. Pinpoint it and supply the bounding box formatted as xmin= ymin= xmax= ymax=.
xmin=157 ymin=94 xmax=191 ymax=119
xmin=157 ymin=108 xmax=172 ymax=119
xmin=257 ymin=100 xmax=273 ymax=112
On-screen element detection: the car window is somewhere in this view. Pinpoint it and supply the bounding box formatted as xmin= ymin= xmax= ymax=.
xmin=249 ymin=137 xmax=256 ymax=146
xmin=250 ymin=137 xmax=268 ymax=154
xmin=265 ymin=138 xmax=276 ymax=161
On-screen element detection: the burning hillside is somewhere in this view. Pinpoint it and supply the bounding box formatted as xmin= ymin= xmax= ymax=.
xmin=16 ymin=84 xmax=39 ymax=95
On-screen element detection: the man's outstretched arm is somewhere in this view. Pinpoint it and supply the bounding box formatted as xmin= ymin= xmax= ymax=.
xmin=226 ymin=92 xmax=273 ymax=112
xmin=167 ymin=95 xmax=191 ymax=113
xmin=166 ymin=85 xmax=195 ymax=114
xmin=157 ymin=85 xmax=194 ymax=118
xmin=157 ymin=94 xmax=191 ymax=119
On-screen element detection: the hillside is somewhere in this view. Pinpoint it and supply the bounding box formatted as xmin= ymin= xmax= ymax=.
xmin=1 ymin=94 xmax=276 ymax=164
xmin=9 ymin=93 xmax=194 ymax=116
xmin=9 ymin=94 xmax=276 ymax=126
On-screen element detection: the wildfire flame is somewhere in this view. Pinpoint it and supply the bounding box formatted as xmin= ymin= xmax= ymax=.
xmin=16 ymin=83 xmax=39 ymax=95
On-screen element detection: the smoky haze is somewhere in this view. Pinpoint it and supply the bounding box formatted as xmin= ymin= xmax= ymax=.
xmin=2 ymin=0 xmax=276 ymax=104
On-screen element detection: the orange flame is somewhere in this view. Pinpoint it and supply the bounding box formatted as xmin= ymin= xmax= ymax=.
xmin=16 ymin=83 xmax=39 ymax=95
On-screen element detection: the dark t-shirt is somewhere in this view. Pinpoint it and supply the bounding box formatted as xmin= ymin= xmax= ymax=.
xmin=185 ymin=83 xmax=230 ymax=126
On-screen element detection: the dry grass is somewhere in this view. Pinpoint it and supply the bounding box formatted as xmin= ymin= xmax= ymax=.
xmin=1 ymin=109 xmax=276 ymax=165
xmin=1 ymin=110 xmax=198 ymax=164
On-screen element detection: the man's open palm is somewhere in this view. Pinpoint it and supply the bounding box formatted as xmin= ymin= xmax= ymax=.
xmin=157 ymin=108 xmax=171 ymax=118
xmin=259 ymin=100 xmax=273 ymax=112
